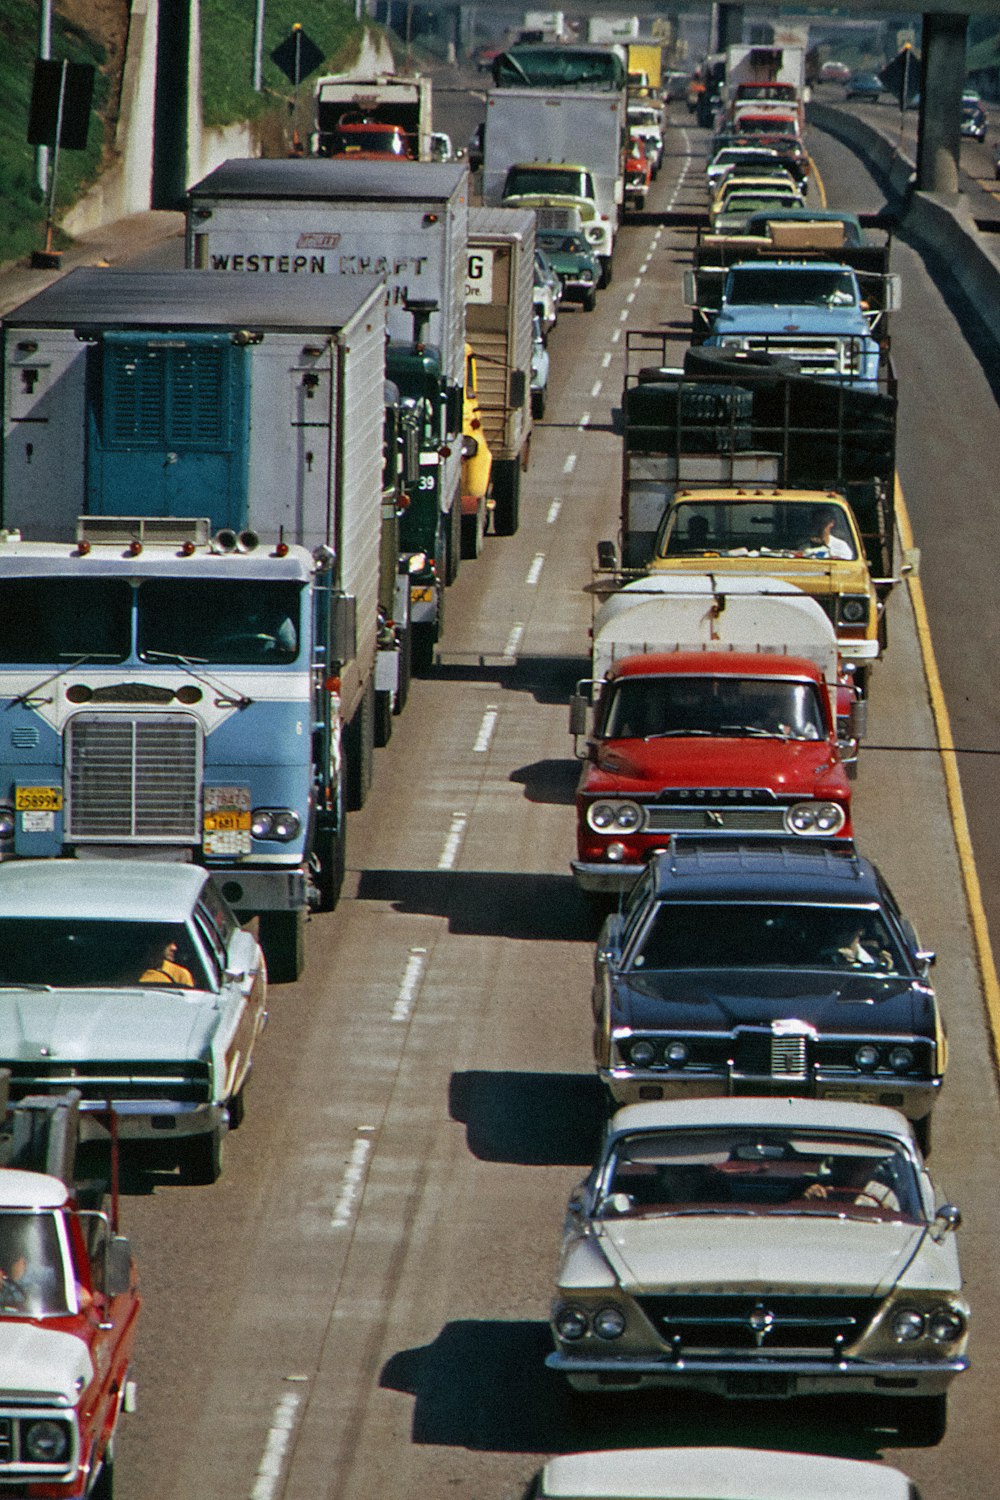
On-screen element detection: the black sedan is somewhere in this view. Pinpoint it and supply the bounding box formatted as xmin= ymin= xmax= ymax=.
xmin=591 ymin=840 xmax=945 ymax=1153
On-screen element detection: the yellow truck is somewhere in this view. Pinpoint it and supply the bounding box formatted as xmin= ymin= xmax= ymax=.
xmin=628 ymin=42 xmax=663 ymax=98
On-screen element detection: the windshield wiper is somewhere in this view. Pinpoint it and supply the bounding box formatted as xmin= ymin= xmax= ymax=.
xmin=141 ymin=649 xmax=254 ymax=709
xmin=718 ymin=724 xmax=790 ymax=739
xmin=11 ymin=653 xmax=123 ymax=707
xmin=642 ymin=728 xmax=717 ymax=740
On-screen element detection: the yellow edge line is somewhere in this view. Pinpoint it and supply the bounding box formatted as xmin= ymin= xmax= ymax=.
xmin=896 ymin=478 xmax=1000 ymax=1060
xmin=809 ymin=153 xmax=828 ymax=209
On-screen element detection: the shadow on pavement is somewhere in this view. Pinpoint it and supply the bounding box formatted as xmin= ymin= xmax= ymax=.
xmin=509 ymin=758 xmax=580 ymax=806
xmin=449 ymin=1069 xmax=606 ymax=1165
xmin=355 ymin=869 xmax=596 ymax=941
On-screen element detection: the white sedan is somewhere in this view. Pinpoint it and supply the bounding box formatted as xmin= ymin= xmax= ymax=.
xmin=533 ymin=1448 xmax=919 ymax=1499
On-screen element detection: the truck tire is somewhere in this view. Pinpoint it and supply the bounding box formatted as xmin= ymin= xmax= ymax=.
xmin=582 ymin=289 xmax=597 ymax=312
xmin=682 ymin=346 xmax=800 ymax=382
xmin=531 ymin=386 xmax=547 ymax=418
xmin=181 ymin=1126 xmax=225 ymax=1186
xmin=311 ymin=804 xmax=346 ymax=913
xmin=461 ymin=496 xmax=486 ymax=559
xmin=444 ymin=498 xmax=462 ymax=585
xmin=90 ymin=1456 xmax=114 ymax=1500
xmin=374 ymin=689 xmax=393 ymax=747
xmin=492 ymin=458 xmax=521 ymax=537
xmin=598 ymin=256 xmax=613 ymax=289
xmin=345 ymin=677 xmax=375 ymax=810
xmin=395 ymin=621 xmax=412 ymax=714
xmin=258 ymin=909 xmax=306 ymax=984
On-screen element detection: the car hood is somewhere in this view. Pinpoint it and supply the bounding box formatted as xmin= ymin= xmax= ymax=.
xmin=715 ymin=305 xmax=871 ymax=337
xmin=503 ymin=192 xmax=597 ymax=220
xmin=587 ymin=736 xmax=842 ymax=795
xmin=611 ymin=970 xmax=930 ymax=1034
xmin=0 ymin=1321 xmax=91 ymax=1404
xmin=544 ymin=251 xmax=597 ymax=275
xmin=593 ymin=1215 xmax=930 ymax=1296
xmin=0 ymin=989 xmax=219 ymax=1061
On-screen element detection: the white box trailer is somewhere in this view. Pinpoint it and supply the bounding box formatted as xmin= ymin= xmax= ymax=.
xmin=465 ymin=205 xmax=535 ymax=534
xmin=312 ymin=72 xmax=434 ymax=160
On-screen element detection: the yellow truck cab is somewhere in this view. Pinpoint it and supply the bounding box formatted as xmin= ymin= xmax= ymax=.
xmin=650 ymin=487 xmax=881 ymax=687
xmin=460 ymin=343 xmax=493 ymax=557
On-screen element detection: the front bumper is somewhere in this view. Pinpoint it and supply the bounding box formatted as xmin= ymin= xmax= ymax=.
xmin=599 ymin=1065 xmax=943 ymax=1116
xmin=572 ymin=860 xmax=645 ymax=894
xmin=78 ymin=1100 xmax=227 ymax=1143
xmin=546 ymin=1349 xmax=967 ymax=1398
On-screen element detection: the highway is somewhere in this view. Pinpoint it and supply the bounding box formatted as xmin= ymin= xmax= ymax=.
xmin=106 ymin=101 xmax=1000 ymax=1500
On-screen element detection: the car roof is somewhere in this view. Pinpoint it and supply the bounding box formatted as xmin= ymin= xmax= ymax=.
xmin=645 ymin=838 xmax=880 ymax=903
xmin=537 ymin=1447 xmax=914 ymax=1499
xmin=0 ymin=860 xmax=209 ymax=920
xmin=607 ymin=1097 xmax=915 ymax=1145
xmin=0 ymin=1171 xmax=70 ymax=1209
xmin=608 ymin=651 xmax=824 ymax=682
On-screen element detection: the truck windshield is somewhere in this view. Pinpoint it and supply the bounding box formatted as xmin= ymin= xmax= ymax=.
xmin=330 ymin=126 xmax=410 ymax=156
xmin=600 ymin=675 xmax=826 ymax=741
xmin=0 ymin=917 xmax=209 ymax=990
xmin=726 ymin=267 xmax=857 ymax=307
xmin=137 ymin=580 xmax=302 ymax=665
xmin=631 ymin=902 xmax=905 ymax=974
xmin=0 ymin=1211 xmax=72 ymax=1317
xmin=494 ymin=47 xmax=626 ymax=90
xmin=659 ymin=501 xmax=857 ymax=560
xmin=505 ymin=167 xmax=593 ymax=199
xmin=0 ymin=579 xmax=131 ymax=664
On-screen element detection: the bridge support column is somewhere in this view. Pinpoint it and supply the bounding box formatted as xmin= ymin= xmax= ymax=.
xmin=151 ymin=0 xmax=192 ymax=207
xmin=916 ymin=11 xmax=968 ymax=197
xmin=714 ymin=5 xmax=744 ymax=53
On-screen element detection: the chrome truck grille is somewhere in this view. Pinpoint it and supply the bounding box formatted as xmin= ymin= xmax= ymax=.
xmin=67 ymin=714 xmax=201 ymax=841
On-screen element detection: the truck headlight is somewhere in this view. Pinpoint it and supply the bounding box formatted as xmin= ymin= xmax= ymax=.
xmin=585 ymin=226 xmax=603 ymax=244
xmin=838 ymin=595 xmax=870 ymax=626
xmin=784 ymin=801 xmax=845 ymax=835
xmin=593 ymin=1306 xmax=627 ymax=1339
xmin=23 ymin=1420 xmax=70 ymax=1462
xmin=586 ymin=800 xmax=645 ymax=834
xmin=0 ymin=805 xmax=13 ymax=842
xmin=891 ymin=1308 xmax=925 ymax=1342
xmin=251 ymin=808 xmax=302 ymax=842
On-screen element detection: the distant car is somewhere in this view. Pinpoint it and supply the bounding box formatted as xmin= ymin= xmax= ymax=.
xmin=536 ymin=229 xmax=600 ymax=310
xmin=742 ymin=207 xmax=866 ymax=247
xmin=590 ymin=839 xmax=945 ymax=1148
xmin=530 ymin=313 xmax=549 ymax=417
xmin=624 ymin=134 xmax=652 ymax=209
xmin=819 ymin=60 xmax=852 ymax=84
xmin=474 ymin=43 xmax=502 ymax=73
xmin=845 ymin=72 xmax=886 ymax=103
xmin=711 ymin=189 xmax=806 ymax=234
xmin=0 ymin=860 xmax=268 ymax=1183
xmin=662 ymin=71 xmax=690 ymax=103
xmin=533 ymin=1448 xmax=919 ymax=1500
xmin=546 ymin=1096 xmax=967 ymax=1442
xmin=705 ymin=146 xmax=781 ymax=191
xmin=960 ymin=102 xmax=987 ymax=140
xmin=533 ymin=247 xmax=562 ymax=333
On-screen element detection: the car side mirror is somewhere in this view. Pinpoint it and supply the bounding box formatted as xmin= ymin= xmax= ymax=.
xmin=596 ymin=539 xmax=617 ymax=571
xmin=932 ymin=1203 xmax=961 ymax=1239
xmin=915 ymin=949 xmax=936 ymax=970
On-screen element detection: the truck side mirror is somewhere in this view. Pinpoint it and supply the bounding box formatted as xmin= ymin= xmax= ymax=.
xmin=330 ymin=593 xmax=357 ymax=664
xmin=884 ymin=272 xmax=903 ymax=312
xmin=848 ymin=697 xmax=868 ymax=740
xmin=681 ymin=268 xmax=698 ymax=308
xmin=569 ymin=693 xmax=590 ymax=740
xmin=902 ymin=545 xmax=920 ymax=577
xmin=105 ymin=1236 xmax=134 ymax=1297
xmin=445 ymin=382 xmax=463 ymax=434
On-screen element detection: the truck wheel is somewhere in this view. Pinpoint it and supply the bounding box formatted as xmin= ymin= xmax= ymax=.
xmin=492 ymin=458 xmax=521 ymax=536
xmin=89 ymin=1456 xmax=114 ymax=1499
xmin=598 ymin=256 xmax=613 ymax=289
xmin=531 ymin=387 xmax=546 ymax=419
xmin=461 ymin=497 xmax=486 ymax=559
xmin=444 ymin=498 xmax=462 ymax=585
xmin=181 ymin=1126 xmax=224 ymax=1186
xmin=345 ymin=677 xmax=375 ymax=810
xmin=227 ymin=1083 xmax=246 ymax=1131
xmin=374 ymin=689 xmax=393 ymax=747
xmin=582 ymin=289 xmax=597 ymax=312
xmin=312 ymin=807 xmax=346 ymax=913
xmin=258 ymin=909 xmax=306 ymax=984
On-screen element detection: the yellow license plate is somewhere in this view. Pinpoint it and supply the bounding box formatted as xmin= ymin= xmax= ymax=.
xmin=203 ymin=811 xmax=251 ymax=833
xmin=410 ymin=585 xmax=434 ymax=603
xmin=15 ymin=786 xmax=62 ymax=812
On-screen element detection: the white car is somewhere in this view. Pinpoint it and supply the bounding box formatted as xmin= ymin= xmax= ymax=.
xmin=532 ymin=1448 xmax=919 ymax=1499
xmin=530 ymin=314 xmax=550 ymax=418
xmin=547 ymin=1097 xmax=967 ymax=1443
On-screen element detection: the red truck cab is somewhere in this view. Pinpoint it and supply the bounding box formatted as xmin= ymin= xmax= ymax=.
xmin=571 ymin=651 xmax=853 ymax=893
xmin=0 ymin=1169 xmax=139 ymax=1498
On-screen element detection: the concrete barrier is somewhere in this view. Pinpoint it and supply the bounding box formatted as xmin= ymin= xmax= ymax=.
xmin=808 ymin=100 xmax=1000 ymax=363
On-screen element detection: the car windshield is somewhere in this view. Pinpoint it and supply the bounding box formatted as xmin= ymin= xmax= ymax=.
xmin=0 ymin=1211 xmax=74 ymax=1316
xmin=539 ymin=234 xmax=589 ymax=255
xmin=137 ymin=580 xmax=302 ymax=665
xmin=726 ymin=267 xmax=857 ymax=307
xmin=599 ymin=675 xmax=826 ymax=741
xmin=659 ymin=500 xmax=857 ymax=560
xmin=0 ymin=919 xmax=210 ymax=989
xmin=598 ymin=1128 xmax=924 ymax=1221
xmin=716 ymin=193 xmax=802 ymax=220
xmin=629 ymin=902 xmax=906 ymax=974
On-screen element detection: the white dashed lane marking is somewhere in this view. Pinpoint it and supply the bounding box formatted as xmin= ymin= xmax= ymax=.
xmin=473 ymin=706 xmax=499 ymax=752
xmin=438 ymin=812 xmax=468 ymax=870
xmin=525 ymin=553 xmax=545 ymax=586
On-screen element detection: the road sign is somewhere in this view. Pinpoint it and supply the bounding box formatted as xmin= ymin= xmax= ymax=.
xmin=271 ymin=26 xmax=325 ymax=86
xmin=880 ymin=46 xmax=919 ymax=107
xmin=28 ymin=59 xmax=95 ymax=150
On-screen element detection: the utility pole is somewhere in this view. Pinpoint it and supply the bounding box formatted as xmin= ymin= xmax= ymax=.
xmin=253 ymin=0 xmax=266 ymax=89
xmin=36 ymin=0 xmax=52 ymax=195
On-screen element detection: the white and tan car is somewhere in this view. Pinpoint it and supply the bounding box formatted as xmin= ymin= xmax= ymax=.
xmin=531 ymin=1448 xmax=920 ymax=1499
xmin=547 ymin=1098 xmax=967 ymax=1443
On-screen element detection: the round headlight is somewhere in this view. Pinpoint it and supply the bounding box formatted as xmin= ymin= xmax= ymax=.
xmin=813 ymin=802 xmax=846 ymax=833
xmin=891 ymin=1308 xmax=925 ymax=1343
xmin=23 ymin=1421 xmax=69 ymax=1462
xmin=588 ymin=802 xmax=617 ymax=831
xmin=889 ymin=1046 xmax=914 ymax=1073
xmin=855 ymin=1044 xmax=880 ymax=1070
xmin=251 ymin=810 xmax=275 ymax=840
xmin=593 ymin=1306 xmax=627 ymax=1340
xmin=629 ymin=1040 xmax=655 ymax=1067
xmin=666 ymin=1041 xmax=689 ymax=1067
xmin=554 ymin=1305 xmax=589 ymax=1341
xmin=0 ymin=807 xmax=14 ymax=841
xmin=840 ymin=596 xmax=869 ymax=625
xmin=785 ymin=802 xmax=818 ymax=833
xmin=614 ymin=801 xmax=643 ymax=832
xmin=927 ymin=1307 xmax=965 ymax=1344
xmin=271 ymin=810 xmax=301 ymax=841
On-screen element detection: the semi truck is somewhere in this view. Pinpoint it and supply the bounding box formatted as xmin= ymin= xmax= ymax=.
xmin=465 ymin=206 xmax=535 ymax=538
xmin=569 ymin=576 xmax=859 ymax=894
xmin=0 ymin=268 xmax=391 ymax=980
xmin=186 ymin=158 xmax=469 ymax=672
xmin=482 ymin=88 xmax=625 ymax=283
xmin=312 ymin=72 xmax=433 ymax=160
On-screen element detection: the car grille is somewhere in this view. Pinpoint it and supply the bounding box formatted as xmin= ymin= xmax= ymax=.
xmin=67 ymin=714 xmax=201 ymax=841
xmin=644 ymin=806 xmax=790 ymax=833
xmin=734 ymin=1029 xmax=810 ymax=1079
xmin=733 ymin=337 xmax=851 ymax=377
xmin=636 ymin=1293 xmax=882 ymax=1356
xmin=4 ymin=1062 xmax=211 ymax=1104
